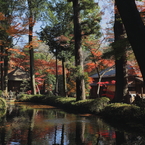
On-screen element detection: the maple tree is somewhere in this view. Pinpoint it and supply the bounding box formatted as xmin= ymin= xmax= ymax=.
xmin=0 ymin=1 xmax=27 ymax=93
xmin=84 ymin=38 xmax=114 ymax=97
xmin=9 ymin=44 xmax=62 ymax=94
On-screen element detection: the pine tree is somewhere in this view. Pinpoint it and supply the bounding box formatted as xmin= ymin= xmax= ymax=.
xmin=20 ymin=79 xmax=30 ymax=93
xmin=68 ymin=0 xmax=101 ymax=100
xmin=38 ymin=0 xmax=74 ymax=97
xmin=24 ymin=0 xmax=47 ymax=95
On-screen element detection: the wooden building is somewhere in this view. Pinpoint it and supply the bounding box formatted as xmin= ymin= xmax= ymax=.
xmin=8 ymin=68 xmax=30 ymax=92
xmin=89 ymin=65 xmax=145 ymax=99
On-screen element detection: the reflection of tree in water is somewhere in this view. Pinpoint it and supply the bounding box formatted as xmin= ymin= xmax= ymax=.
xmin=2 ymin=104 xmax=145 ymax=145
xmin=27 ymin=109 xmax=36 ymax=145
xmin=103 ymin=117 xmax=145 ymax=145
xmin=115 ymin=132 xmax=145 ymax=145
xmin=75 ymin=117 xmax=86 ymax=145
xmin=0 ymin=116 xmax=7 ymax=145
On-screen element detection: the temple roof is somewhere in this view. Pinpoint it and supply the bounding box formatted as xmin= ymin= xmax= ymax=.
xmin=8 ymin=68 xmax=30 ymax=81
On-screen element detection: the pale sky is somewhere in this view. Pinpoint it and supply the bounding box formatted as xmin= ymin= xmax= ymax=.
xmin=15 ymin=0 xmax=114 ymax=47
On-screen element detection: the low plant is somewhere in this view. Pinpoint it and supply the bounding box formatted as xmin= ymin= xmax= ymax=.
xmin=100 ymin=103 xmax=145 ymax=123
xmin=0 ymin=97 xmax=7 ymax=109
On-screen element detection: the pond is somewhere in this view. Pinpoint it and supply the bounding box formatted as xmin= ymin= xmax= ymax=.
xmin=0 ymin=102 xmax=145 ymax=145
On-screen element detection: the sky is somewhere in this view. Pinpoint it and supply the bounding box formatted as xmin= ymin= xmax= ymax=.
xmin=15 ymin=0 xmax=114 ymax=48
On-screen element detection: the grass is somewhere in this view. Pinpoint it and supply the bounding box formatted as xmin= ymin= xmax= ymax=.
xmin=18 ymin=94 xmax=110 ymax=114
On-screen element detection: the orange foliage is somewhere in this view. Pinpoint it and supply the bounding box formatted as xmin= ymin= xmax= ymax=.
xmin=84 ymin=38 xmax=114 ymax=73
xmin=0 ymin=12 xmax=5 ymax=20
xmin=67 ymin=80 xmax=76 ymax=96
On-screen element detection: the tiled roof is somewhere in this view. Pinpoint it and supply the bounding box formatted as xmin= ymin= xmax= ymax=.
xmin=90 ymin=65 xmax=137 ymax=78
xmin=8 ymin=68 xmax=30 ymax=81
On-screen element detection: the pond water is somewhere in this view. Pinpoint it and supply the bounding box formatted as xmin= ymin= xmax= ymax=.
xmin=0 ymin=102 xmax=144 ymax=145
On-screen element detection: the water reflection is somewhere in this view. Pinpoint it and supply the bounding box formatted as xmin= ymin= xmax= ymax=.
xmin=0 ymin=103 xmax=144 ymax=145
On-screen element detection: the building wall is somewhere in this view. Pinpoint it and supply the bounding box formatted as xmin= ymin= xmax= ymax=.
xmin=89 ymin=76 xmax=145 ymax=99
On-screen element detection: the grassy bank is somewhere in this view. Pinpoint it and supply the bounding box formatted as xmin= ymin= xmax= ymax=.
xmin=18 ymin=94 xmax=110 ymax=114
xmin=17 ymin=94 xmax=145 ymax=122
xmin=100 ymin=103 xmax=145 ymax=135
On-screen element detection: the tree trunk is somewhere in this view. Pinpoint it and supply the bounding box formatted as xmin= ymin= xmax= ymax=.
xmin=3 ymin=49 xmax=8 ymax=94
xmin=115 ymin=0 xmax=145 ymax=84
xmin=62 ymin=58 xmax=68 ymax=97
xmin=0 ymin=45 xmax=4 ymax=91
xmin=73 ymin=0 xmax=86 ymax=101
xmin=113 ymin=5 xmax=128 ymax=103
xmin=28 ymin=0 xmax=36 ymax=95
xmin=55 ymin=47 xmax=59 ymax=95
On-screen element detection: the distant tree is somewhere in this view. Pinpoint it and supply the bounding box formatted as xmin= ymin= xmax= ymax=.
xmin=20 ymin=79 xmax=30 ymax=93
xmin=84 ymin=38 xmax=114 ymax=97
xmin=24 ymin=0 xmax=47 ymax=95
xmin=0 ymin=0 xmax=27 ymax=93
xmin=38 ymin=0 xmax=74 ymax=96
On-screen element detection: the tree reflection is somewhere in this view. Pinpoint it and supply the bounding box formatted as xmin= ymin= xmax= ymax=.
xmin=115 ymin=131 xmax=126 ymax=145
xmin=0 ymin=116 xmax=6 ymax=145
xmin=27 ymin=109 xmax=36 ymax=145
xmin=75 ymin=117 xmax=86 ymax=145
xmin=61 ymin=124 xmax=64 ymax=145
xmin=1 ymin=103 xmax=145 ymax=145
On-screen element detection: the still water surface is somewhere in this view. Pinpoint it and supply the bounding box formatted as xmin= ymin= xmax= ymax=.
xmin=0 ymin=102 xmax=144 ymax=145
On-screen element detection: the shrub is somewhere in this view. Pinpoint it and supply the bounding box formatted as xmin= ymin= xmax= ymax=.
xmin=100 ymin=103 xmax=144 ymax=122
xmin=0 ymin=97 xmax=7 ymax=109
xmin=0 ymin=90 xmax=3 ymax=96
xmin=90 ymin=97 xmax=110 ymax=113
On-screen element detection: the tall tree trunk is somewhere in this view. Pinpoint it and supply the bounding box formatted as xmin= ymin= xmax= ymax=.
xmin=0 ymin=45 xmax=4 ymax=91
xmin=115 ymin=0 xmax=145 ymax=84
xmin=62 ymin=58 xmax=68 ymax=97
xmin=73 ymin=0 xmax=86 ymax=101
xmin=113 ymin=5 xmax=128 ymax=103
xmin=3 ymin=49 xmax=8 ymax=94
xmin=28 ymin=0 xmax=36 ymax=95
xmin=55 ymin=48 xmax=58 ymax=95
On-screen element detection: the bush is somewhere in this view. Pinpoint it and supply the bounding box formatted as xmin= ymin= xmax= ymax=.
xmin=0 ymin=90 xmax=3 ymax=96
xmin=0 ymin=97 xmax=7 ymax=109
xmin=100 ymin=103 xmax=145 ymax=123
xmin=18 ymin=94 xmax=45 ymax=102
xmin=18 ymin=94 xmax=110 ymax=114
xmin=90 ymin=97 xmax=110 ymax=113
